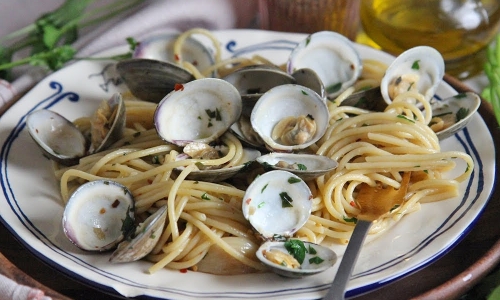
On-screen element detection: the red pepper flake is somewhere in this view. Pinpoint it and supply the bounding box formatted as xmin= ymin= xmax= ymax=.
xmin=174 ymin=53 xmax=180 ymax=61
xmin=147 ymin=179 xmax=153 ymax=184
xmin=180 ymin=268 xmax=188 ymax=273
xmin=350 ymin=201 xmax=357 ymax=208
xmin=99 ymin=208 xmax=106 ymax=214
xmin=111 ymin=199 xmax=120 ymax=208
xmin=192 ymin=60 xmax=198 ymax=66
xmin=245 ymin=198 xmax=251 ymax=205
xmin=174 ymin=83 xmax=184 ymax=91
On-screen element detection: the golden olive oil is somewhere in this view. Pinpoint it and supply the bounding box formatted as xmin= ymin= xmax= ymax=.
xmin=360 ymin=0 xmax=500 ymax=79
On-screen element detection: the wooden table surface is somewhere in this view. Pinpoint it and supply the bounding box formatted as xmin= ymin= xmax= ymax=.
xmin=0 ymin=75 xmax=499 ymax=299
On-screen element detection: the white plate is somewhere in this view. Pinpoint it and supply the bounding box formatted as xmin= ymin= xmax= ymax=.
xmin=0 ymin=29 xmax=495 ymax=299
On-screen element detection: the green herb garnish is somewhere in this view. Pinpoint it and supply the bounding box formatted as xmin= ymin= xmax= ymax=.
xmin=284 ymin=239 xmax=307 ymax=264
xmin=411 ymin=60 xmax=421 ymax=70
xmin=201 ymin=193 xmax=211 ymax=200
xmin=288 ymin=177 xmax=301 ymax=184
xmin=280 ymin=191 xmax=293 ymax=208
xmin=309 ymin=256 xmax=324 ymax=264
xmin=456 ymin=107 xmax=469 ymax=122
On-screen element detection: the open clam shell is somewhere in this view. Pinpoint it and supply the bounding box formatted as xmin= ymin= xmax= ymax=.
xmin=116 ymin=58 xmax=195 ymax=103
xmin=242 ymin=170 xmax=313 ymax=239
xmin=110 ymin=205 xmax=167 ymax=263
xmin=250 ymin=84 xmax=329 ymax=152
xmin=380 ymin=46 xmax=445 ymax=105
xmin=256 ymin=240 xmax=337 ymax=278
xmin=133 ymin=32 xmax=215 ymax=76
xmin=257 ymin=153 xmax=338 ymax=181
xmin=291 ymin=68 xmax=326 ymax=100
xmin=26 ymin=109 xmax=87 ymax=166
xmin=89 ymin=93 xmax=126 ymax=154
xmin=287 ymin=31 xmax=362 ymax=98
xmin=432 ymin=92 xmax=481 ymax=140
xmin=222 ymin=65 xmax=296 ymax=116
xmin=183 ymin=148 xmax=261 ymax=182
xmin=154 ymin=78 xmax=242 ymax=146
xmin=62 ymin=180 xmax=135 ymax=251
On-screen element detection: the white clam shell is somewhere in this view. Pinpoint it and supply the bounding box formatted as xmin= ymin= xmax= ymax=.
xmin=256 ymin=241 xmax=337 ymax=278
xmin=154 ymin=78 xmax=242 ymax=146
xmin=257 ymin=153 xmax=338 ymax=181
xmin=133 ymin=32 xmax=215 ymax=75
xmin=62 ymin=180 xmax=135 ymax=251
xmin=242 ymin=170 xmax=312 ymax=239
xmin=287 ymin=31 xmax=362 ymax=98
xmin=250 ymin=84 xmax=329 ymax=151
xmin=380 ymin=46 xmax=445 ymax=105
xmin=26 ymin=109 xmax=87 ymax=166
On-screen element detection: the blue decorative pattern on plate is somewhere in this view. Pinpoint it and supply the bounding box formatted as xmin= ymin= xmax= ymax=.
xmin=0 ymin=29 xmax=495 ymax=299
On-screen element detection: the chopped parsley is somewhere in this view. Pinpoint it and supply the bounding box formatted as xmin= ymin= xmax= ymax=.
xmin=301 ymin=90 xmax=308 ymax=95
xmin=280 ymin=191 xmax=294 ymax=208
xmin=343 ymin=216 xmax=357 ymax=223
xmin=201 ymin=193 xmax=211 ymax=200
xmin=257 ymin=201 xmax=266 ymax=208
xmin=397 ymin=114 xmax=415 ymax=123
xmin=261 ymin=183 xmax=269 ymax=193
xmin=411 ymin=60 xmax=421 ymax=70
xmin=284 ymin=239 xmax=307 ymax=264
xmin=297 ymin=163 xmax=307 ymax=170
xmin=309 ymin=256 xmax=324 ymax=264
xmin=326 ymin=82 xmax=342 ymax=95
xmin=288 ymin=177 xmax=301 ymax=184
xmin=456 ymin=107 xmax=469 ymax=122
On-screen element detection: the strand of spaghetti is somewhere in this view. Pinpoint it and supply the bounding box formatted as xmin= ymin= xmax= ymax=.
xmin=175 ymin=227 xmax=205 ymax=260
xmin=296 ymin=226 xmax=317 ymax=243
xmin=180 ymin=212 xmax=265 ymax=270
xmin=148 ymin=222 xmax=194 ymax=274
xmin=173 ymin=28 xmax=221 ymax=70
xmin=168 ymin=163 xmax=197 ymax=241
xmin=194 ymin=207 xmax=248 ymax=224
xmin=150 ymin=195 xmax=189 ymax=255
xmin=203 ymin=216 xmax=250 ymax=238
xmin=309 ymin=214 xmax=353 ymax=231
xmin=222 ymin=132 xmax=244 ymax=167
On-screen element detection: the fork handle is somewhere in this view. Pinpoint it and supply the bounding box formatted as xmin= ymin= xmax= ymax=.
xmin=324 ymin=220 xmax=372 ymax=300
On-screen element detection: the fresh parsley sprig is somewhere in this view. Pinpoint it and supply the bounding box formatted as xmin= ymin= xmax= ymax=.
xmin=0 ymin=0 xmax=144 ymax=80
xmin=482 ymin=33 xmax=500 ymax=126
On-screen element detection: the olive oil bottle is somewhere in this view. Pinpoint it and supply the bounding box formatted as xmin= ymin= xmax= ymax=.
xmin=360 ymin=0 xmax=500 ymax=79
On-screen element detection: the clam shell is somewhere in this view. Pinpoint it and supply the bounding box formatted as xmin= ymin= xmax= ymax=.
xmin=62 ymin=180 xmax=135 ymax=251
xmin=26 ymin=109 xmax=87 ymax=166
xmin=116 ymin=58 xmax=195 ymax=103
xmin=90 ymin=93 xmax=126 ymax=154
xmin=223 ymin=65 xmax=296 ymax=116
xmin=154 ymin=78 xmax=242 ymax=146
xmin=287 ymin=31 xmax=362 ymax=98
xmin=184 ymin=148 xmax=261 ymax=182
xmin=257 ymin=153 xmax=338 ymax=181
xmin=380 ymin=46 xmax=445 ymax=105
xmin=256 ymin=240 xmax=337 ymax=278
xmin=250 ymin=84 xmax=329 ymax=151
xmin=133 ymin=32 xmax=215 ymax=76
xmin=242 ymin=170 xmax=312 ymax=239
xmin=110 ymin=205 xmax=167 ymax=263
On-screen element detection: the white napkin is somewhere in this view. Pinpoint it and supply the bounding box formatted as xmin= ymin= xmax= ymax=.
xmin=0 ymin=274 xmax=51 ymax=300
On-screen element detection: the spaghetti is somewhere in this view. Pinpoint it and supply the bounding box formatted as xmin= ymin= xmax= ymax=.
xmin=53 ymin=29 xmax=473 ymax=274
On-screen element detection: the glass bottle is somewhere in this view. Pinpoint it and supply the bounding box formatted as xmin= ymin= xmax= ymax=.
xmin=360 ymin=0 xmax=500 ymax=79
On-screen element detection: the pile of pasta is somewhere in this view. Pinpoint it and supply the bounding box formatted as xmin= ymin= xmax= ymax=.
xmin=54 ymin=28 xmax=473 ymax=275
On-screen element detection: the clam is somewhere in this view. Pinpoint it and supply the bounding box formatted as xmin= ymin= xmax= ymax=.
xmin=116 ymin=58 xmax=195 ymax=103
xmin=26 ymin=109 xmax=87 ymax=166
xmin=431 ymin=92 xmax=481 ymax=140
xmin=242 ymin=170 xmax=312 ymax=239
xmin=26 ymin=93 xmax=125 ymax=166
xmin=256 ymin=240 xmax=337 ymax=278
xmin=291 ymin=68 xmax=326 ymax=100
xmin=380 ymin=46 xmax=445 ymax=105
xmin=287 ymin=31 xmax=363 ymax=99
xmin=117 ymin=33 xmax=216 ymax=103
xmin=176 ymin=143 xmax=261 ymax=182
xmin=229 ymin=114 xmax=266 ymax=149
xmin=110 ymin=205 xmax=168 ymax=263
xmin=222 ymin=64 xmax=296 ymax=116
xmin=133 ymin=32 xmax=215 ymax=74
xmin=256 ymin=152 xmax=338 ymax=181
xmin=62 ymin=180 xmax=135 ymax=251
xmin=250 ymin=84 xmax=329 ymax=152
xmin=154 ymin=78 xmax=242 ymax=147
